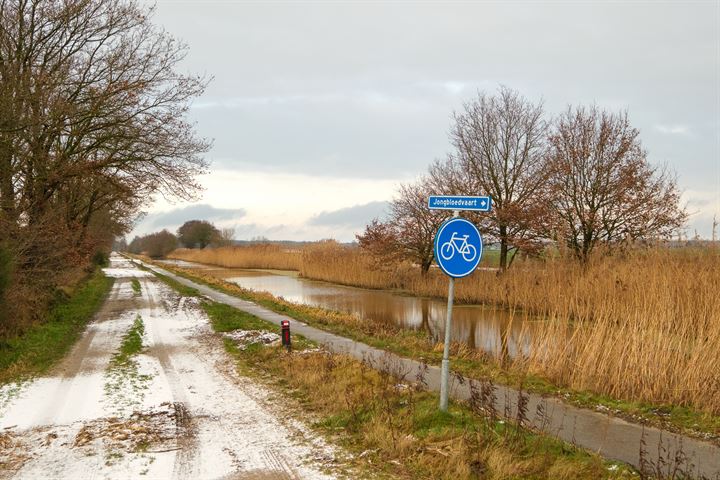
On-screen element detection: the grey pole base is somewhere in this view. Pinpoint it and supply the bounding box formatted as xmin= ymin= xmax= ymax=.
xmin=439 ymin=275 xmax=455 ymax=411
xmin=439 ymin=359 xmax=451 ymax=411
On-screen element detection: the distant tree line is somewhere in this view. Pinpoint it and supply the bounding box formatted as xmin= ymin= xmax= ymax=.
xmin=126 ymin=220 xmax=233 ymax=258
xmin=358 ymin=87 xmax=687 ymax=271
xmin=0 ymin=0 xmax=209 ymax=334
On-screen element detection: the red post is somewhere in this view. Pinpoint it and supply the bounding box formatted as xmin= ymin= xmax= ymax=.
xmin=281 ymin=320 xmax=291 ymax=351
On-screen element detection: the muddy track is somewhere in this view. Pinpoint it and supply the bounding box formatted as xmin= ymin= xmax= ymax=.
xmin=0 ymin=255 xmax=337 ymax=479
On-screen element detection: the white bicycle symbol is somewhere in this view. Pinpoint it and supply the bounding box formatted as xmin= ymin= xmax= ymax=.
xmin=440 ymin=232 xmax=478 ymax=262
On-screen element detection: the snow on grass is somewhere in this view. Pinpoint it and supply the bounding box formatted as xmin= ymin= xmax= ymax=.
xmin=222 ymin=330 xmax=281 ymax=349
xmin=102 ymin=268 xmax=154 ymax=278
xmin=1 ymin=256 xmax=340 ymax=479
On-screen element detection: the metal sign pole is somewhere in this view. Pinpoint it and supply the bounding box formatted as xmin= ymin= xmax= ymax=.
xmin=439 ymin=210 xmax=459 ymax=411
xmin=430 ymin=197 xmax=488 ymax=412
xmin=439 ymin=276 xmax=455 ymax=411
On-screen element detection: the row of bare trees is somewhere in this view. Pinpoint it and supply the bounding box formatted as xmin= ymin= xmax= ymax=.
xmin=359 ymin=87 xmax=686 ymax=271
xmin=127 ymin=220 xmax=235 ymax=258
xmin=0 ymin=0 xmax=209 ymax=332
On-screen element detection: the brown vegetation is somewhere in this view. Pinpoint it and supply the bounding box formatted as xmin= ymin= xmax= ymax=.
xmin=201 ymin=298 xmax=627 ymax=479
xmin=358 ymin=88 xmax=686 ymax=274
xmin=0 ymin=0 xmax=207 ymax=334
xmin=129 ymin=230 xmax=179 ymax=259
xmin=450 ymin=86 xmax=551 ymax=269
xmin=168 ymin=242 xmax=720 ymax=415
xmin=239 ymin=348 xmax=622 ymax=480
xmin=547 ymin=106 xmax=687 ymax=262
xmin=303 ymin=244 xmax=720 ymax=413
xmin=169 ymin=244 xmax=302 ymax=271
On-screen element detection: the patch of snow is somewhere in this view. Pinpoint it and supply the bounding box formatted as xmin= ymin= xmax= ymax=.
xmin=222 ymin=330 xmax=281 ymax=349
xmin=102 ymin=268 xmax=154 ymax=278
xmin=1 ymin=256 xmax=340 ymax=479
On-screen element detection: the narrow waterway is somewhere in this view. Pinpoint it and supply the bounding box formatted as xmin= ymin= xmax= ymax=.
xmin=158 ymin=259 xmax=536 ymax=358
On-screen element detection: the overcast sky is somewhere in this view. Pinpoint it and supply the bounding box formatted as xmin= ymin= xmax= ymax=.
xmin=132 ymin=1 xmax=720 ymax=241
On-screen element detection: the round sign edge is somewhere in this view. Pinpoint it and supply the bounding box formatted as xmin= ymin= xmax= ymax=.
xmin=433 ymin=217 xmax=483 ymax=278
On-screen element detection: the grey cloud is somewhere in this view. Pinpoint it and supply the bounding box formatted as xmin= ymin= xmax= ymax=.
xmin=169 ymin=0 xmax=717 ymax=184
xmin=147 ymin=204 xmax=246 ymax=227
xmin=308 ymin=201 xmax=389 ymax=228
xmin=131 ymin=204 xmax=247 ymax=237
xmin=150 ymin=2 xmax=718 ymax=235
xmin=192 ymin=93 xmax=449 ymax=179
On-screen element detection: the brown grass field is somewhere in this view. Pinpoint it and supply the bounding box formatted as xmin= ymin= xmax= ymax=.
xmin=169 ymin=244 xmax=302 ymax=271
xmin=168 ymin=243 xmax=720 ymax=415
xmin=196 ymin=300 xmax=634 ymax=479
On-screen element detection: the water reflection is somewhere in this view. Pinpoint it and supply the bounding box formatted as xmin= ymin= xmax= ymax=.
xmin=158 ymin=259 xmax=535 ymax=358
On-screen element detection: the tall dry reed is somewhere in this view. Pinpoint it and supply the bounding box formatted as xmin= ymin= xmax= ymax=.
xmin=303 ymin=244 xmax=720 ymax=413
xmin=168 ymin=244 xmax=302 ymax=271
xmin=169 ymin=242 xmax=720 ymax=413
xmin=527 ymin=248 xmax=720 ymax=413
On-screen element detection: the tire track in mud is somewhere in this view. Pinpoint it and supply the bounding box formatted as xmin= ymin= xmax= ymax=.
xmin=1 ymin=271 xmax=166 ymax=479
xmin=261 ymin=449 xmax=299 ymax=479
xmin=3 ymin=256 xmax=335 ymax=479
xmin=141 ymin=277 xmax=200 ymax=480
xmin=36 ymin=281 xmax=129 ymax=428
xmin=184 ymin=330 xmax=303 ymax=480
xmin=144 ymin=278 xmax=305 ymax=480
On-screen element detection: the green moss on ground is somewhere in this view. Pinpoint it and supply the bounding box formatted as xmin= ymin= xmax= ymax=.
xmin=0 ymin=269 xmax=114 ymax=383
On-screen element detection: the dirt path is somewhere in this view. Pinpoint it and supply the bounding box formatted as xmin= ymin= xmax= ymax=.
xmin=137 ymin=259 xmax=720 ymax=479
xmin=0 ymin=255 xmax=339 ymax=480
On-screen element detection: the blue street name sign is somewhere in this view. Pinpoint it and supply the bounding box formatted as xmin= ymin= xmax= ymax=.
xmin=433 ymin=217 xmax=483 ymax=278
xmin=428 ymin=195 xmax=492 ymax=212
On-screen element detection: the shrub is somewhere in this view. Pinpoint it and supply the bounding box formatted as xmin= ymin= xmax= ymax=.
xmin=0 ymin=246 xmax=13 ymax=327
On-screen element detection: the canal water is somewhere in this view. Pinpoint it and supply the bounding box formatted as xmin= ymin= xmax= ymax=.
xmin=159 ymin=259 xmax=535 ymax=358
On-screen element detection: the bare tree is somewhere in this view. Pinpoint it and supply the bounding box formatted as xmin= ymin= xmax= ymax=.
xmin=449 ymin=86 xmax=551 ymax=271
xmin=389 ymin=175 xmax=450 ymax=274
xmin=356 ymin=218 xmax=401 ymax=265
xmin=0 ymin=0 xmax=209 ymax=330
xmin=218 ymin=227 xmax=236 ymax=247
xmin=132 ymin=230 xmax=178 ymax=258
xmin=547 ymin=106 xmax=686 ymax=262
xmin=1 ymin=0 xmax=209 ymax=231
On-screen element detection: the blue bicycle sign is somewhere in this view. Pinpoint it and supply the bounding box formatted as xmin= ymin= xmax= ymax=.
xmin=434 ymin=218 xmax=483 ymax=278
xmin=440 ymin=232 xmax=478 ymax=262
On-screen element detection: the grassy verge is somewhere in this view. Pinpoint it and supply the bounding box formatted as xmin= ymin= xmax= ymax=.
xmin=138 ymin=259 xmax=720 ymax=443
xmin=0 ymin=268 xmax=114 ymax=383
xmin=104 ymin=314 xmax=152 ymax=416
xmin=113 ymin=315 xmax=145 ymax=365
xmin=199 ymin=296 xmax=633 ymax=479
xmin=201 ymin=301 xmax=316 ymax=354
xmin=131 ymin=278 xmax=141 ymax=296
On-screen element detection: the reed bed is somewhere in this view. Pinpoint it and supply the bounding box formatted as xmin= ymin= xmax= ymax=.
xmin=169 ymin=242 xmax=720 ymax=414
xmin=303 ymin=244 xmax=720 ymax=413
xmin=168 ymin=244 xmax=302 ymax=271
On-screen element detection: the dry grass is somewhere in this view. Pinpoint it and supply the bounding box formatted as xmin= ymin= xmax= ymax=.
xmin=223 ymin=340 xmax=623 ymax=479
xmin=527 ymin=250 xmax=720 ymax=414
xmin=305 ymin=244 xmax=720 ymax=415
xmin=169 ymin=244 xmax=301 ymax=271
xmin=167 ymin=243 xmax=720 ymax=415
